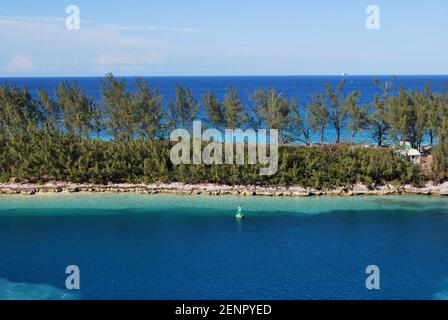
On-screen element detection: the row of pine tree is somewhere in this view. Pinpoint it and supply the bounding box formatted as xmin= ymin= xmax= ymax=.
xmin=0 ymin=74 xmax=447 ymax=186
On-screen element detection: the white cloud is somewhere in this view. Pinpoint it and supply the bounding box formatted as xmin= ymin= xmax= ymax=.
xmin=0 ymin=15 xmax=194 ymax=33
xmin=0 ymin=14 xmax=198 ymax=75
xmin=107 ymin=25 xmax=200 ymax=34
xmin=5 ymin=53 xmax=35 ymax=73
xmin=0 ymin=13 xmax=313 ymax=76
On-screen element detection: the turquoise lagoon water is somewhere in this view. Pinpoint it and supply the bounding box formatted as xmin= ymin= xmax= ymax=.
xmin=1 ymin=193 xmax=448 ymax=300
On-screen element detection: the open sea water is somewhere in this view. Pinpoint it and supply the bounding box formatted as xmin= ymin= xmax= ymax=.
xmin=0 ymin=193 xmax=448 ymax=300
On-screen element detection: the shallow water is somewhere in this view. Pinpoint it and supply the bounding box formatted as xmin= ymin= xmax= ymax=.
xmin=0 ymin=194 xmax=448 ymax=299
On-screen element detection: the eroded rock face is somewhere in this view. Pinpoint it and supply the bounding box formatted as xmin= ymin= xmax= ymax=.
xmin=1 ymin=182 xmax=448 ymax=197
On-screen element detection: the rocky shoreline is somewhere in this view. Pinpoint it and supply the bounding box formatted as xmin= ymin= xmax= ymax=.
xmin=1 ymin=182 xmax=448 ymax=197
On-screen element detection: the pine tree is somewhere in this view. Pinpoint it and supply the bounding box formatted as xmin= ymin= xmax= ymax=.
xmin=306 ymin=93 xmax=329 ymax=144
xmin=169 ymin=83 xmax=200 ymax=130
xmin=57 ymin=81 xmax=98 ymax=139
xmin=325 ymin=80 xmax=347 ymax=144
xmin=223 ymin=84 xmax=248 ymax=128
xmin=203 ymin=91 xmax=224 ymax=127
xmin=251 ymin=88 xmax=292 ymax=142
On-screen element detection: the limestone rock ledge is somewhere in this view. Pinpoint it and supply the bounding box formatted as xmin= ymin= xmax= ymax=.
xmin=1 ymin=182 xmax=448 ymax=197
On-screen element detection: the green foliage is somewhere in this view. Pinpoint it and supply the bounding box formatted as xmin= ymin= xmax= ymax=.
xmin=57 ymin=81 xmax=98 ymax=138
xmin=287 ymin=100 xmax=311 ymax=145
xmin=203 ymin=91 xmax=224 ymax=127
xmin=0 ymin=175 xmax=9 ymax=183
xmin=306 ymin=93 xmax=329 ymax=143
xmin=251 ymin=88 xmax=294 ymax=142
xmin=432 ymin=142 xmax=448 ymax=182
xmin=169 ymin=83 xmax=200 ymax=130
xmin=223 ymin=85 xmax=248 ymax=128
xmin=131 ymin=78 xmax=165 ymax=139
xmin=344 ymin=91 xmax=367 ymax=142
xmin=368 ymin=95 xmax=390 ymax=147
xmin=325 ymin=80 xmax=347 ymax=144
xmin=202 ymin=85 xmax=248 ymax=129
xmin=0 ymin=76 xmax=446 ymax=187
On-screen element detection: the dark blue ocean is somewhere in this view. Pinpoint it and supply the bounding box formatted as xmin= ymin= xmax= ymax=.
xmin=2 ymin=75 xmax=448 ymax=103
xmin=1 ymin=194 xmax=448 ymax=300
xmin=1 ymin=75 xmax=448 ymax=143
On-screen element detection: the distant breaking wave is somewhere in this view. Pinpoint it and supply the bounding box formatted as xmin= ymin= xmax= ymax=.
xmin=0 ymin=278 xmax=80 ymax=300
xmin=434 ymin=291 xmax=448 ymax=300
xmin=434 ymin=279 xmax=448 ymax=300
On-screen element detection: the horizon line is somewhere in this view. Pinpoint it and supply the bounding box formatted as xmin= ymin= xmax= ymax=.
xmin=1 ymin=73 xmax=448 ymax=79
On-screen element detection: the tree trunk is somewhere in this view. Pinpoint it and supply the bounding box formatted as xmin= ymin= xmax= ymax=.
xmin=377 ymin=126 xmax=383 ymax=147
xmin=336 ymin=127 xmax=341 ymax=144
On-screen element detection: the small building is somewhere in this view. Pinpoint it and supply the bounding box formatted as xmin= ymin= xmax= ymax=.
xmin=397 ymin=148 xmax=422 ymax=165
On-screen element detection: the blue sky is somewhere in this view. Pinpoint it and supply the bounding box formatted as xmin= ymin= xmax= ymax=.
xmin=0 ymin=0 xmax=447 ymax=76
